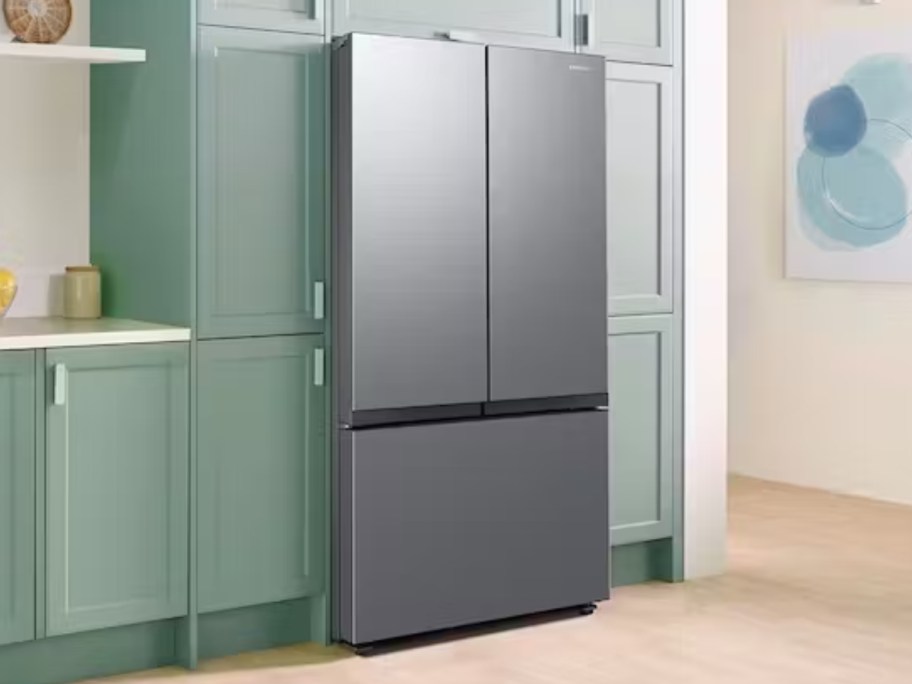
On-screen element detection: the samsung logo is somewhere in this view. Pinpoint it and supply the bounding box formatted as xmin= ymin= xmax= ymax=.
xmin=569 ymin=64 xmax=593 ymax=72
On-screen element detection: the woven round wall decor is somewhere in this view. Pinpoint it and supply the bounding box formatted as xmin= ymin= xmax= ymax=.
xmin=3 ymin=0 xmax=72 ymax=44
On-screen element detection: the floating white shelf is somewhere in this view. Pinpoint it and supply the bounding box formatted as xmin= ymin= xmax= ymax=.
xmin=0 ymin=43 xmax=145 ymax=64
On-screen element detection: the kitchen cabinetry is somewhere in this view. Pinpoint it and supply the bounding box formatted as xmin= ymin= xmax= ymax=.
xmin=198 ymin=336 xmax=325 ymax=613
xmin=198 ymin=0 xmax=324 ymax=35
xmin=197 ymin=27 xmax=326 ymax=339
xmin=579 ymin=0 xmax=676 ymax=66
xmin=74 ymin=0 xmax=685 ymax=677
xmin=608 ymin=316 xmax=674 ymax=546
xmin=0 ymin=351 xmax=36 ymax=647
xmin=606 ymin=63 xmax=674 ymax=317
xmin=45 ymin=344 xmax=189 ymax=636
xmin=332 ymin=0 xmax=575 ymax=51
xmin=91 ymin=1 xmax=333 ymax=667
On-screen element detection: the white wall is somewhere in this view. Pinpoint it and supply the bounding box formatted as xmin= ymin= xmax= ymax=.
xmin=730 ymin=0 xmax=912 ymax=505
xmin=0 ymin=0 xmax=90 ymax=317
xmin=684 ymin=0 xmax=729 ymax=579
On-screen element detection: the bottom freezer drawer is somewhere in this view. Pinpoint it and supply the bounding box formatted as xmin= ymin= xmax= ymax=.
xmin=338 ymin=411 xmax=610 ymax=645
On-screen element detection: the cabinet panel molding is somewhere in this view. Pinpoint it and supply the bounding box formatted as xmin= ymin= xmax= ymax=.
xmin=198 ymin=336 xmax=326 ymax=613
xmin=198 ymin=0 xmax=324 ymax=35
xmin=45 ymin=344 xmax=190 ymax=636
xmin=606 ymin=63 xmax=674 ymax=316
xmin=0 ymin=351 xmax=36 ymax=647
xmin=609 ymin=316 xmax=674 ymax=545
xmin=197 ymin=27 xmax=326 ymax=339
xmin=580 ymin=0 xmax=675 ymax=66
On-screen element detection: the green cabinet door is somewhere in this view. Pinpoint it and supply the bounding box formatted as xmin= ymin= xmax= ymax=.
xmin=198 ymin=27 xmax=326 ymax=339
xmin=45 ymin=344 xmax=189 ymax=636
xmin=0 ymin=351 xmax=35 ymax=646
xmin=609 ymin=316 xmax=674 ymax=546
xmin=606 ymin=63 xmax=674 ymax=317
xmin=198 ymin=336 xmax=325 ymax=614
xmin=580 ymin=0 xmax=676 ymax=65
xmin=332 ymin=0 xmax=575 ymax=51
xmin=198 ymin=0 xmax=324 ymax=34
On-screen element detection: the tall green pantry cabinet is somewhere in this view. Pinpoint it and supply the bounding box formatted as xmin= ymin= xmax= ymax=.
xmin=588 ymin=0 xmax=684 ymax=583
xmin=89 ymin=0 xmax=330 ymax=670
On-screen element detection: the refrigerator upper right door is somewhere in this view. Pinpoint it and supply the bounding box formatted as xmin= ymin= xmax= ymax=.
xmin=487 ymin=47 xmax=608 ymax=402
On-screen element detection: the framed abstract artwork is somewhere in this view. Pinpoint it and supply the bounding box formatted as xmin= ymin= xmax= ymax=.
xmin=787 ymin=31 xmax=912 ymax=283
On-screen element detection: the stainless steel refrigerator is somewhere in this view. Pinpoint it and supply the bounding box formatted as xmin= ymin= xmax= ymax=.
xmin=333 ymin=33 xmax=610 ymax=648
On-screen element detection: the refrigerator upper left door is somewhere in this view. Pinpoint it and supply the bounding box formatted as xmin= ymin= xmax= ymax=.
xmin=335 ymin=34 xmax=489 ymax=419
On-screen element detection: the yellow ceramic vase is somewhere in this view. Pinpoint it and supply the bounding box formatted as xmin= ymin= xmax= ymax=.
xmin=0 ymin=268 xmax=17 ymax=317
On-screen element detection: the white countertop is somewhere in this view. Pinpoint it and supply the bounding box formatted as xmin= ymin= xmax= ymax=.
xmin=0 ymin=318 xmax=191 ymax=351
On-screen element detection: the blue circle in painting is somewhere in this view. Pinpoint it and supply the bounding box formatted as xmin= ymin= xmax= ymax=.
xmin=824 ymin=146 xmax=910 ymax=231
xmin=798 ymin=145 xmax=909 ymax=247
xmin=804 ymin=85 xmax=868 ymax=157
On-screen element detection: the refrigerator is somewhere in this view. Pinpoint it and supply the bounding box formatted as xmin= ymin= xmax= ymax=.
xmin=333 ymin=33 xmax=610 ymax=648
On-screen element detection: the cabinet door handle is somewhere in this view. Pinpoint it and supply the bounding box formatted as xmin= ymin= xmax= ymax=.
xmin=53 ymin=363 xmax=68 ymax=407
xmin=314 ymin=281 xmax=325 ymax=321
xmin=314 ymin=348 xmax=325 ymax=388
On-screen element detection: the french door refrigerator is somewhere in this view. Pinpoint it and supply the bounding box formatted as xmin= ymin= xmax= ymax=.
xmin=333 ymin=33 xmax=609 ymax=648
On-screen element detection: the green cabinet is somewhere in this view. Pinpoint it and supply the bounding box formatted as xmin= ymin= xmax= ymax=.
xmin=332 ymin=0 xmax=575 ymax=51
xmin=198 ymin=336 xmax=325 ymax=614
xmin=606 ymin=63 xmax=674 ymax=317
xmin=609 ymin=316 xmax=674 ymax=546
xmin=45 ymin=344 xmax=189 ymax=636
xmin=579 ymin=0 xmax=676 ymax=66
xmin=197 ymin=27 xmax=326 ymax=339
xmin=0 ymin=351 xmax=36 ymax=647
xmin=199 ymin=0 xmax=324 ymax=34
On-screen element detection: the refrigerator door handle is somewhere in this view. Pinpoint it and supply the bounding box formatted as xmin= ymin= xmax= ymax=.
xmin=437 ymin=30 xmax=481 ymax=43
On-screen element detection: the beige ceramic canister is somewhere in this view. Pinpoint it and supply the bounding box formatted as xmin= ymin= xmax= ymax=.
xmin=64 ymin=266 xmax=101 ymax=319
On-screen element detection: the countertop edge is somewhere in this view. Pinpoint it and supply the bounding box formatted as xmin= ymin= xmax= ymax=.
xmin=0 ymin=326 xmax=192 ymax=352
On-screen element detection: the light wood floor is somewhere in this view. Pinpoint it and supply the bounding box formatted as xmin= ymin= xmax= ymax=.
xmin=85 ymin=476 xmax=912 ymax=684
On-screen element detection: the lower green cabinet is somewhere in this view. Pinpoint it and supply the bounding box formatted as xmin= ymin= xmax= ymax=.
xmin=0 ymin=351 xmax=36 ymax=647
xmin=609 ymin=316 xmax=674 ymax=546
xmin=198 ymin=336 xmax=326 ymax=614
xmin=45 ymin=344 xmax=190 ymax=636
